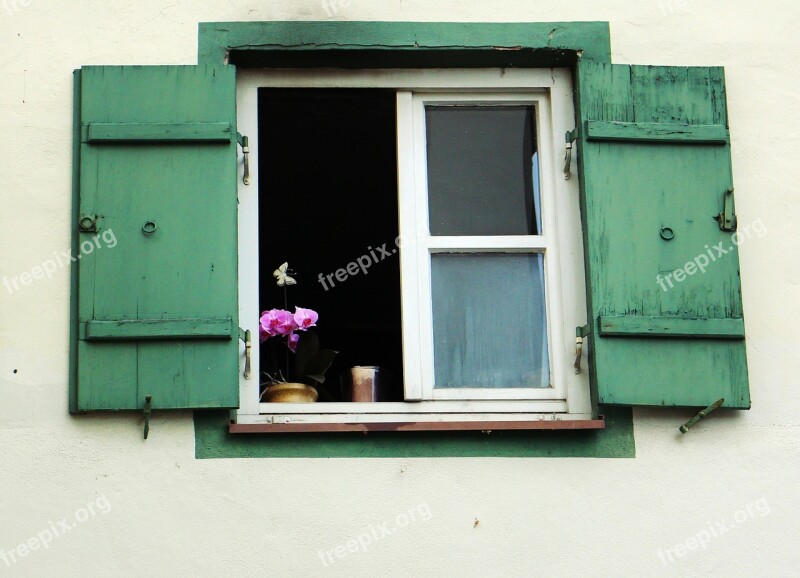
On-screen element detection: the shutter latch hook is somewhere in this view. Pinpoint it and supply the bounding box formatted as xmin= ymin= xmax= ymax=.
xmin=237 ymin=133 xmax=250 ymax=186
xmin=564 ymin=128 xmax=579 ymax=180
xmin=574 ymin=324 xmax=591 ymax=374
xmin=143 ymin=395 xmax=153 ymax=440
xmin=239 ymin=328 xmax=252 ymax=380
xmin=714 ymin=188 xmax=737 ymax=232
xmin=244 ymin=330 xmax=252 ymax=380
xmin=680 ymin=398 xmax=724 ymax=433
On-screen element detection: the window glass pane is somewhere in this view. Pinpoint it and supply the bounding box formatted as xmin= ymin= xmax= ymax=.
xmin=425 ymin=106 xmax=538 ymax=236
xmin=431 ymin=253 xmax=550 ymax=389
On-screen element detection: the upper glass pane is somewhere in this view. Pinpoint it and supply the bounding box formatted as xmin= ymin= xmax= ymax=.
xmin=425 ymin=105 xmax=539 ymax=236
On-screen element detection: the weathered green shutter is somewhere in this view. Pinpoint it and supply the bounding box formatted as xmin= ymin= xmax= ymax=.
xmin=575 ymin=63 xmax=750 ymax=409
xmin=70 ymin=66 xmax=240 ymax=412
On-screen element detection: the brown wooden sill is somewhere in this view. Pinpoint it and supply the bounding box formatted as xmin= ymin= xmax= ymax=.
xmin=230 ymin=418 xmax=605 ymax=434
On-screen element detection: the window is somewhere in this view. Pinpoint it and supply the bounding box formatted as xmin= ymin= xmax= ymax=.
xmin=235 ymin=68 xmax=593 ymax=427
xmin=71 ymin=28 xmax=751 ymax=431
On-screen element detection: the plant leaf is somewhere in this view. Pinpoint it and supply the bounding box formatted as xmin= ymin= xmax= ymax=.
xmin=294 ymin=331 xmax=320 ymax=378
xmin=302 ymin=349 xmax=338 ymax=384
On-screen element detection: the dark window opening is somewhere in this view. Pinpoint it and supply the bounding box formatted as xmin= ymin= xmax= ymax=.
xmin=258 ymin=89 xmax=403 ymax=401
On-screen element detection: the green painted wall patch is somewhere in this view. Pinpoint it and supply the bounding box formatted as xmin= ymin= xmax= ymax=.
xmin=198 ymin=21 xmax=612 ymax=66
xmin=194 ymin=407 xmax=635 ymax=459
xmin=191 ymin=20 xmax=631 ymax=459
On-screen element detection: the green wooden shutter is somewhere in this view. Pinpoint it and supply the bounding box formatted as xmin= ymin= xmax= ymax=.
xmin=575 ymin=63 xmax=750 ymax=409
xmin=70 ymin=66 xmax=240 ymax=412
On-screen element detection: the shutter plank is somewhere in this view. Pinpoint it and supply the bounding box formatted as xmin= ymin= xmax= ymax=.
xmin=585 ymin=121 xmax=728 ymax=143
xmin=85 ymin=318 xmax=234 ymax=340
xmin=86 ymin=122 xmax=233 ymax=142
xmin=598 ymin=316 xmax=744 ymax=339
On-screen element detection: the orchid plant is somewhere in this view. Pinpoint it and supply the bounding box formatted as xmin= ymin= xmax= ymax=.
xmin=259 ymin=307 xmax=319 ymax=352
xmin=260 ymin=263 xmax=337 ymax=394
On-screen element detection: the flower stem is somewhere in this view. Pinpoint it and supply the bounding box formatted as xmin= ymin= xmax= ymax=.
xmin=283 ymin=285 xmax=290 ymax=380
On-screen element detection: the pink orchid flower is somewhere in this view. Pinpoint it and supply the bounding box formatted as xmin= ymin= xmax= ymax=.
xmin=294 ymin=307 xmax=319 ymax=330
xmin=273 ymin=309 xmax=298 ymax=336
xmin=259 ymin=310 xmax=279 ymax=342
xmin=287 ymin=331 xmax=300 ymax=353
xmin=260 ymin=309 xmax=298 ymax=340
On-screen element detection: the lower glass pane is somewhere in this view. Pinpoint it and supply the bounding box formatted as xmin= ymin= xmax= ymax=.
xmin=431 ymin=253 xmax=550 ymax=389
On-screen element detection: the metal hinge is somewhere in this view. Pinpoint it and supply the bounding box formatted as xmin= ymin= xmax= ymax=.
xmin=714 ymin=188 xmax=737 ymax=232
xmin=564 ymin=128 xmax=579 ymax=180
xmin=237 ymin=133 xmax=250 ymax=186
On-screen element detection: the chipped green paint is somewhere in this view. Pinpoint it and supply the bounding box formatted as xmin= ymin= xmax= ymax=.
xmin=585 ymin=120 xmax=729 ymax=144
xmin=575 ymin=63 xmax=750 ymax=409
xmin=197 ymin=21 xmax=612 ymax=66
xmin=69 ymin=70 xmax=82 ymax=414
xmin=194 ymin=407 xmax=635 ymax=459
xmin=598 ymin=316 xmax=745 ymax=339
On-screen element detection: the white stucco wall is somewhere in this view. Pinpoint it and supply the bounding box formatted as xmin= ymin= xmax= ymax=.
xmin=1 ymin=2 xmax=798 ymax=577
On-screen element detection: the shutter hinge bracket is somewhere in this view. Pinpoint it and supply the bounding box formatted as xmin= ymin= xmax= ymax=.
xmin=574 ymin=324 xmax=591 ymax=374
xmin=239 ymin=328 xmax=252 ymax=380
xmin=143 ymin=395 xmax=153 ymax=440
xmin=564 ymin=128 xmax=580 ymax=180
xmin=237 ymin=133 xmax=250 ymax=186
xmin=680 ymin=398 xmax=724 ymax=433
xmin=714 ymin=188 xmax=737 ymax=232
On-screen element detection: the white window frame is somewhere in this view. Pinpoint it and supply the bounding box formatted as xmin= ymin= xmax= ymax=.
xmin=235 ymin=68 xmax=591 ymax=426
xmin=400 ymin=91 xmax=565 ymax=403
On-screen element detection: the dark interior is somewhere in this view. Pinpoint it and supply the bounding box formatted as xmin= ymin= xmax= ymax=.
xmin=230 ymin=48 xmax=579 ymax=69
xmin=258 ymin=88 xmax=403 ymax=401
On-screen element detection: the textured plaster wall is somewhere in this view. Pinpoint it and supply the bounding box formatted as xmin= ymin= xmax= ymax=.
xmin=0 ymin=1 xmax=798 ymax=577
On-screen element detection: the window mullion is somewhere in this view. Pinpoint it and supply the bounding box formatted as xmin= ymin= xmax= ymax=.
xmin=412 ymin=94 xmax=437 ymax=401
xmin=397 ymin=90 xmax=426 ymax=401
xmin=426 ymin=235 xmax=548 ymax=252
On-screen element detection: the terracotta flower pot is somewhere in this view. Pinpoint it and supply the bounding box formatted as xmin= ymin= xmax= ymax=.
xmin=262 ymin=382 xmax=318 ymax=403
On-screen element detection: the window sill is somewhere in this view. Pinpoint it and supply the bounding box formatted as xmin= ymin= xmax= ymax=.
xmin=230 ymin=417 xmax=605 ymax=434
